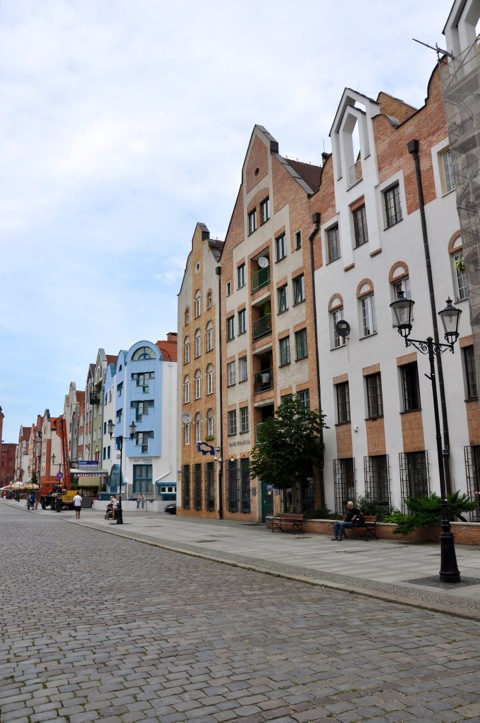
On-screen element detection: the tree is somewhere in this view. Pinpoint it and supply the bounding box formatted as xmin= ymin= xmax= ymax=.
xmin=250 ymin=395 xmax=327 ymax=504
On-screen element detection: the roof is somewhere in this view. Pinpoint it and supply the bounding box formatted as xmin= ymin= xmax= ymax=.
xmin=285 ymin=158 xmax=322 ymax=193
xmin=155 ymin=339 xmax=178 ymax=362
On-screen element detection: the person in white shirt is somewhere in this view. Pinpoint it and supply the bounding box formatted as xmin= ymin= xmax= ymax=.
xmin=73 ymin=493 xmax=83 ymax=519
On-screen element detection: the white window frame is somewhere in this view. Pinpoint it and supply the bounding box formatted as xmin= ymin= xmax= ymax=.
xmin=227 ymin=361 xmax=236 ymax=386
xmin=275 ymin=233 xmax=286 ymax=261
xmin=237 ymin=264 xmax=246 ymax=289
xmin=361 ymin=294 xmax=377 ymax=337
xmin=279 ymin=336 xmax=291 ymax=366
xmin=293 ymin=275 xmax=305 ymax=304
xmin=239 ymin=356 xmax=248 ymax=382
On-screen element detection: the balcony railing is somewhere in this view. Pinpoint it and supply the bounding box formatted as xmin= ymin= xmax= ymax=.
xmin=90 ymin=392 xmax=100 ymax=405
xmin=251 ymin=267 xmax=270 ymax=292
xmin=253 ymin=313 xmax=272 ymax=340
xmin=254 ymin=368 xmax=273 ymax=393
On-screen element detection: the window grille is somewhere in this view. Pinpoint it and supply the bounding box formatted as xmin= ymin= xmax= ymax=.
xmin=465 ymin=446 xmax=480 ymax=521
xmin=194 ymin=463 xmax=202 ymax=511
xmin=364 ymin=455 xmax=391 ymax=510
xmin=399 ymin=451 xmax=429 ymax=510
xmin=183 ymin=465 xmax=191 ymax=510
xmin=206 ymin=461 xmax=215 ymax=512
xmin=333 ymin=458 xmax=356 ymax=514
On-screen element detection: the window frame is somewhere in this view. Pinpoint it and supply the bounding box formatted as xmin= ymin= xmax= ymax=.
xmin=353 ymin=204 xmax=369 ymax=248
xmin=277 ymin=284 xmax=288 ymax=314
xmin=360 ymin=294 xmax=377 ymax=337
xmin=327 ymin=224 xmax=340 ymax=263
xmin=295 ymin=329 xmax=308 ymax=360
xmin=237 ymin=263 xmax=246 ymax=289
xmin=440 ymin=149 xmax=455 ymax=195
xmin=228 ymin=410 xmax=237 ymax=436
xmin=227 ymin=361 xmax=236 ymax=387
xmin=401 ymin=362 xmax=421 ymax=412
xmin=275 ymin=233 xmax=286 ymax=262
xmin=279 ymin=336 xmax=291 ymax=367
xmin=227 ymin=316 xmax=235 ymax=341
xmin=292 ymin=274 xmax=305 ymax=305
xmin=384 ymin=184 xmax=402 ymax=228
xmin=248 ymin=209 xmax=257 ymax=234
xmin=366 ymin=373 xmax=384 ymax=419
xmin=464 ymin=346 xmax=478 ymax=400
xmin=238 ymin=308 xmax=246 ymax=335
xmin=260 ymin=198 xmax=270 ymax=224
xmin=336 ymin=381 xmax=351 ymax=424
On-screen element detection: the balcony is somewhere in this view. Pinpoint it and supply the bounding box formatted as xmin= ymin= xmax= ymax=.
xmin=90 ymin=392 xmax=100 ymax=405
xmin=254 ymin=368 xmax=273 ymax=393
xmin=251 ymin=266 xmax=270 ymax=292
xmin=253 ymin=313 xmax=272 ymax=341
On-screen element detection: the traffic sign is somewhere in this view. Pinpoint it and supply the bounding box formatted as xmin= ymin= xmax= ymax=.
xmin=57 ymin=472 xmax=63 ymax=479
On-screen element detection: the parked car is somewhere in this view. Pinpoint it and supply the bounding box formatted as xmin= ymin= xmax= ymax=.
xmin=164 ymin=503 xmax=176 ymax=515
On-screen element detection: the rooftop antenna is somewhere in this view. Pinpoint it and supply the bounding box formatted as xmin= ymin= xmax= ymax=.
xmin=412 ymin=38 xmax=454 ymax=59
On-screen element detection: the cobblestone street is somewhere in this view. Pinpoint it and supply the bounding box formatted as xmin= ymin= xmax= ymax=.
xmin=2 ymin=504 xmax=480 ymax=722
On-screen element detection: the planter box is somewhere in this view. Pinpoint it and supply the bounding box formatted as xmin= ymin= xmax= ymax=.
xmin=266 ymin=517 xmax=480 ymax=546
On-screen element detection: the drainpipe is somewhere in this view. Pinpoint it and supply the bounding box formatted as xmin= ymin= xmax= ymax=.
xmin=309 ymin=211 xmax=325 ymax=505
xmin=407 ymin=139 xmax=452 ymax=495
xmin=215 ymin=265 xmax=224 ymax=519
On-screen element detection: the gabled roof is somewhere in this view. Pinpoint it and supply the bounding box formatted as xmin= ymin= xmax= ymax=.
xmin=285 ymin=158 xmax=322 ymax=193
xmin=156 ymin=339 xmax=178 ymax=362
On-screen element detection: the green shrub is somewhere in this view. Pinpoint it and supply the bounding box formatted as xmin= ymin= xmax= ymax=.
xmin=384 ymin=492 xmax=477 ymax=535
xmin=356 ymin=493 xmax=391 ymax=521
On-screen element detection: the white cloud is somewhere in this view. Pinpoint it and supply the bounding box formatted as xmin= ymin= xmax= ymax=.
xmin=0 ymin=0 xmax=455 ymax=441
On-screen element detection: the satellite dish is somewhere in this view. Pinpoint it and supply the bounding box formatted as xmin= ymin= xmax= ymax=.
xmin=258 ymin=256 xmax=269 ymax=268
xmin=181 ymin=412 xmax=192 ymax=425
xmin=336 ymin=320 xmax=351 ymax=338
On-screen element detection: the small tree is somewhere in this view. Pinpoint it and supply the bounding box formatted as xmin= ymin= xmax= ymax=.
xmin=250 ymin=395 xmax=327 ymax=509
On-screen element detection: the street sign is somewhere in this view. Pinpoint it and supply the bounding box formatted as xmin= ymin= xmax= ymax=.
xmin=57 ymin=472 xmax=63 ymax=479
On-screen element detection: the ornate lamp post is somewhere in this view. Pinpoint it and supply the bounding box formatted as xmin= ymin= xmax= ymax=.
xmin=107 ymin=419 xmax=137 ymax=525
xmin=390 ymin=290 xmax=462 ymax=583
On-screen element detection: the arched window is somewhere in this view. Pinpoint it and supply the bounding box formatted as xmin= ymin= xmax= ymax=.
xmin=207 ymin=290 xmax=212 ymax=309
xmin=183 ymin=375 xmax=190 ymax=404
xmin=356 ymin=279 xmax=377 ymax=338
xmin=194 ymin=329 xmax=201 ymax=358
xmin=328 ymin=294 xmax=346 ymax=349
xmin=184 ymin=336 xmax=190 ymax=365
xmin=207 ymin=409 xmax=214 ymax=437
xmin=206 ymin=321 xmax=214 ymax=352
xmin=185 ymin=307 xmax=190 ymax=325
xmin=449 ymin=233 xmax=467 ymax=301
xmin=195 ymin=413 xmax=202 ymax=443
xmin=194 ymin=369 xmax=201 ymax=400
xmin=194 ymin=290 xmax=201 ymax=318
xmin=132 ymin=346 xmax=155 ymax=360
xmin=206 ymin=364 xmax=214 ymax=395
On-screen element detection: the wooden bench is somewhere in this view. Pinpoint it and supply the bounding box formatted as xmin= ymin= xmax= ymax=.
xmin=271 ymin=513 xmax=305 ymax=534
xmin=343 ymin=515 xmax=377 ymax=540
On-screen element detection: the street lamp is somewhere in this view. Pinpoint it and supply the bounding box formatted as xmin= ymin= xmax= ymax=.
xmin=107 ymin=419 xmax=137 ymax=525
xmin=390 ymin=289 xmax=462 ymax=583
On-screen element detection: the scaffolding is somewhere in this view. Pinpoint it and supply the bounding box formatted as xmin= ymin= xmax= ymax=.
xmin=441 ymin=39 xmax=480 ymax=386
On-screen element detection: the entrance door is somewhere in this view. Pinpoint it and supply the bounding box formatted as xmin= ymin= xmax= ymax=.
xmin=261 ymin=482 xmax=274 ymax=522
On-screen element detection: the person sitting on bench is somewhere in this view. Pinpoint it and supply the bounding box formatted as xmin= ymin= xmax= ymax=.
xmin=332 ymin=501 xmax=361 ymax=541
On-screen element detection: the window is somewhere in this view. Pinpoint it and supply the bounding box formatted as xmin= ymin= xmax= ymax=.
xmin=327 ymin=225 xmax=340 ymax=263
xmin=332 ymin=307 xmax=346 ymax=349
xmin=206 ymin=365 xmax=214 ymax=395
xmin=384 ymin=184 xmax=402 ymax=228
xmin=195 ymin=415 xmax=202 ymax=443
xmin=361 ymin=294 xmax=377 ymax=336
xmin=239 ymin=356 xmax=248 ymax=382
xmin=194 ymin=330 xmax=201 ymax=358
xmin=207 ymin=410 xmax=214 ymax=437
xmin=293 ymin=274 xmax=305 ymax=304
xmin=336 ymin=381 xmax=350 ymax=423
xmin=207 ymin=290 xmax=212 ymax=309
xmin=454 ymin=251 xmax=468 ymax=301
xmin=227 ymin=316 xmax=235 ymax=341
xmin=184 ymin=422 xmax=190 ymax=445
xmin=227 ymin=361 xmax=236 ymax=386
xmin=237 ymin=263 xmax=246 ymax=289
xmin=260 ymin=198 xmax=270 ymax=224
xmin=228 ymin=410 xmax=237 ymax=436
xmin=464 ymin=346 xmax=478 ymax=400
xmin=132 ymin=346 xmax=154 ymax=360
xmin=364 ymin=455 xmax=390 ymax=509
xmin=185 ymin=308 xmax=190 ymax=325
xmin=401 ymin=362 xmax=421 ymax=411
xmin=131 ymin=372 xmax=154 ymax=393
xmin=275 ymin=233 xmax=286 ymax=261
xmin=400 ymin=451 xmax=429 ymax=501
xmin=238 ymin=309 xmax=246 ymax=335
xmin=183 ymin=376 xmax=190 ymax=403
xmin=206 ymin=323 xmax=213 ymax=352
xmin=135 ymin=430 xmax=154 ymax=454
xmin=131 ymin=399 xmax=154 ymax=421
xmin=194 ymin=370 xmax=201 ymax=399
xmin=117 ymin=381 xmax=123 ymax=397
xmin=393 ymin=277 xmax=411 ymax=301
xmin=366 ymin=373 xmax=383 ymax=418
xmin=184 ymin=337 xmax=190 ymax=364
xmin=277 ymin=285 xmax=288 ymax=314
xmin=295 ymin=329 xmax=308 ymax=360
xmin=240 ymin=406 xmax=249 ymax=433
xmin=194 ymin=291 xmax=201 ymax=318
xmin=226 ymin=281 xmax=231 ymax=296
xmin=294 ymin=230 xmax=302 ymax=249
xmin=248 ymin=209 xmax=257 ymax=234
xmin=440 ymin=149 xmax=455 ymax=194
xmin=353 ymin=204 xmax=368 ymax=247
xmin=298 ymin=389 xmax=310 ymax=411
xmin=279 ymin=336 xmax=291 ymax=366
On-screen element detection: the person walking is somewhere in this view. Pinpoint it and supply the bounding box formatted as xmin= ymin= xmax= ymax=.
xmin=73 ymin=492 xmax=82 ymax=519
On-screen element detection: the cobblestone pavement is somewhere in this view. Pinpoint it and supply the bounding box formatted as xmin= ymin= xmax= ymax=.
xmin=2 ymin=505 xmax=480 ymax=723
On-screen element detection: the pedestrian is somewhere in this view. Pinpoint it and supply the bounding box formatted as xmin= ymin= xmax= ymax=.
xmin=136 ymin=493 xmax=144 ymax=509
xmin=73 ymin=492 xmax=83 ymax=519
xmin=332 ymin=501 xmax=362 ymax=541
xmin=111 ymin=496 xmax=118 ymax=519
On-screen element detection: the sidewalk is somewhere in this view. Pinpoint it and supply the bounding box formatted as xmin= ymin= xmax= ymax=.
xmin=65 ymin=503 xmax=480 ymax=621
xmin=9 ymin=499 xmax=480 ymax=620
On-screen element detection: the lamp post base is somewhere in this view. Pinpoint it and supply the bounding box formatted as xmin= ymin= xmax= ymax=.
xmin=116 ymin=506 xmax=123 ymax=525
xmin=439 ymin=528 xmax=461 ymax=583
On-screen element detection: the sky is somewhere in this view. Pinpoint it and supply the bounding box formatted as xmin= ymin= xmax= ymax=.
xmin=0 ymin=0 xmax=455 ymax=443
